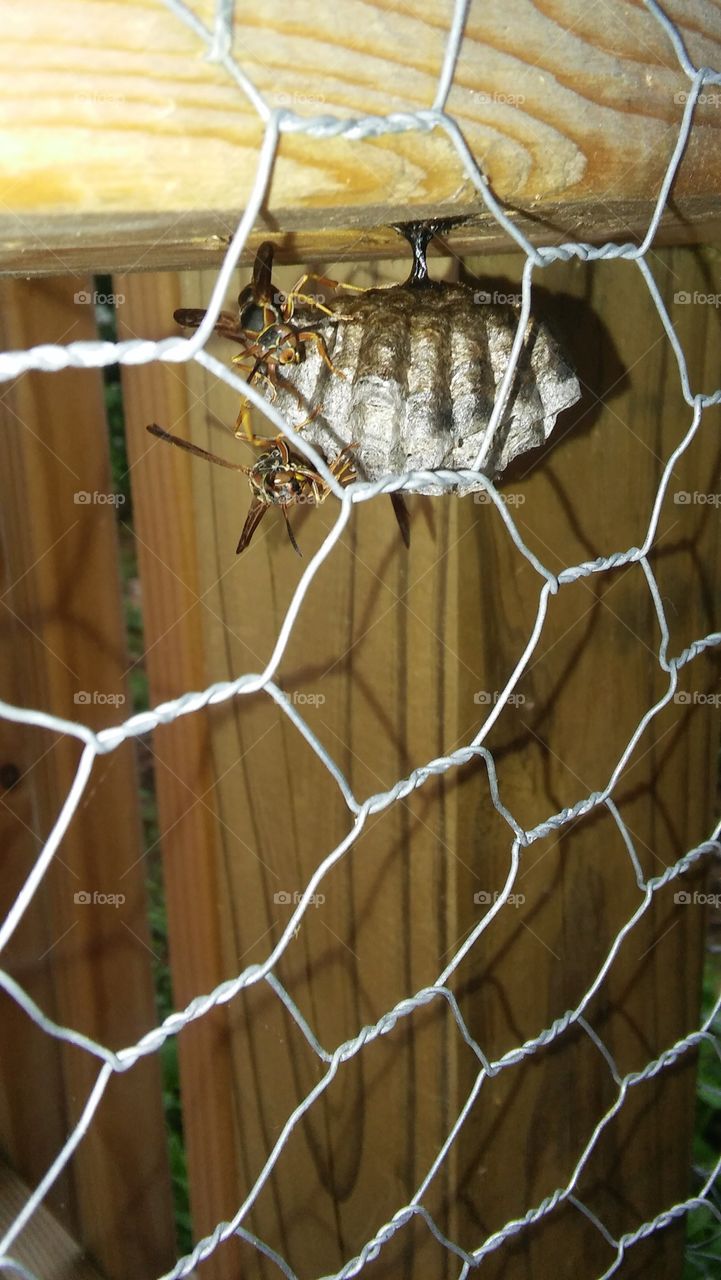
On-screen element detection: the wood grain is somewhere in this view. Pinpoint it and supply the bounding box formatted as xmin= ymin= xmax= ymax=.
xmin=0 ymin=279 xmax=175 ymax=1277
xmin=443 ymin=244 xmax=721 ymax=1277
xmin=117 ymin=273 xmax=245 ymax=1280
xmin=118 ymin=257 xmax=467 ymax=1278
xmin=2 ymin=1 xmax=721 ymax=270
xmin=0 ymin=1158 xmax=106 ymax=1280
xmin=115 ymin=244 xmax=719 ymax=1276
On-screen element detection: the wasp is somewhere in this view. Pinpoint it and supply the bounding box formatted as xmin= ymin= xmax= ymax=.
xmin=171 ymin=240 xmax=410 ymax=549
xmin=174 ymin=240 xmax=349 ymax=439
xmin=146 ymin=423 xmax=356 ymax=555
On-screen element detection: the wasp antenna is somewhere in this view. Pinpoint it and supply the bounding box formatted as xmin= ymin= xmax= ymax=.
xmin=390 ymin=491 xmax=411 ymax=549
xmin=146 ymin=424 xmax=249 ymax=473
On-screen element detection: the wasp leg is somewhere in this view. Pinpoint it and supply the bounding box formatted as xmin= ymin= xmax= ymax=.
xmin=294 ymin=405 xmax=320 ymax=429
xmin=295 ymin=329 xmax=346 ymax=380
xmin=233 ymin=368 xmax=279 ymax=443
xmin=233 ymin=356 xmax=321 ymax=438
xmin=290 ymin=271 xmax=367 ymax=301
xmin=264 ymin=367 xmax=322 ymax=431
xmin=331 ymin=444 xmax=357 ymax=487
xmin=234 ymin=400 xmax=283 ymax=448
xmin=234 ymin=397 xmax=254 ymax=442
xmin=314 ymin=444 xmax=357 ymax=504
xmin=283 ymin=290 xmax=336 ymax=319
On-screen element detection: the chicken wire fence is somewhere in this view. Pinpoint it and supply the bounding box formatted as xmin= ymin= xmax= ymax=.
xmin=0 ymin=0 xmax=721 ymax=1277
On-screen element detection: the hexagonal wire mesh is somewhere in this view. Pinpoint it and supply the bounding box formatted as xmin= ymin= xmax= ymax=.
xmin=0 ymin=1 xmax=720 ymax=1277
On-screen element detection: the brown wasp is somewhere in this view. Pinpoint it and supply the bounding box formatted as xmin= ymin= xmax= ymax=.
xmin=146 ymin=423 xmax=356 ymax=555
xmin=174 ymin=240 xmax=349 ymax=440
xmin=168 ymin=240 xmax=410 ymax=548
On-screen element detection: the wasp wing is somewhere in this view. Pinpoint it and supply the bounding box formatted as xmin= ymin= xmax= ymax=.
xmin=236 ymin=498 xmax=268 ymax=554
xmin=390 ymin=492 xmax=411 ymax=549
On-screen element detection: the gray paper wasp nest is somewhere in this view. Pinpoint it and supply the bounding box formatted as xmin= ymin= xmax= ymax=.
xmin=266 ymin=223 xmax=581 ymax=496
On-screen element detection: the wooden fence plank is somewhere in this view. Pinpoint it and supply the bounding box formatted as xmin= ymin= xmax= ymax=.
xmin=0 ymin=1159 xmax=106 ymax=1280
xmin=448 ymin=245 xmax=721 ymax=1277
xmin=117 ymin=273 xmax=244 ymax=1280
xmin=0 ymin=278 xmax=175 ymax=1279
xmin=2 ymin=1 xmax=721 ymax=269
xmin=117 ymin=245 xmax=719 ymax=1277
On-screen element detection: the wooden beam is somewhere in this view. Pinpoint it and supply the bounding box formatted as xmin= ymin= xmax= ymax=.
xmin=3 ymin=197 xmax=721 ymax=279
xmin=1 ymin=2 xmax=721 ymax=272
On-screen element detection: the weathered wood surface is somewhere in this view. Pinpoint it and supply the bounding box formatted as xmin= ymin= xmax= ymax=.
xmin=0 ymin=279 xmax=176 ymax=1277
xmin=115 ymin=244 xmax=719 ymax=1277
xmin=0 ymin=1159 xmax=106 ymax=1280
xmin=117 ymin=272 xmax=243 ymax=1280
xmin=2 ymin=1 xmax=721 ymax=272
xmin=450 ymin=244 xmax=721 ymax=1278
